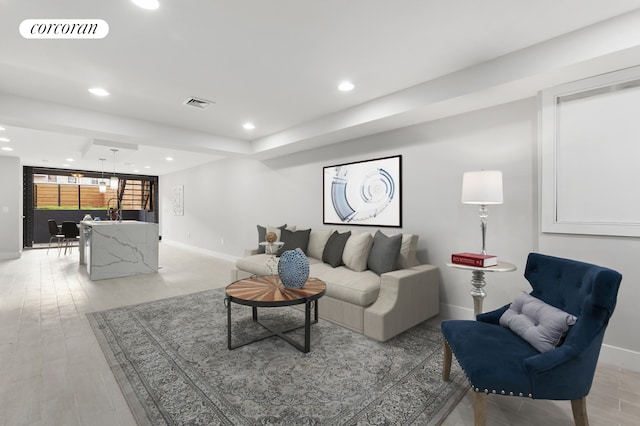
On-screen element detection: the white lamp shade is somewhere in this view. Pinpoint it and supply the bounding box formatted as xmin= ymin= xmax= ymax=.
xmin=461 ymin=170 xmax=503 ymax=205
xmin=110 ymin=176 xmax=119 ymax=190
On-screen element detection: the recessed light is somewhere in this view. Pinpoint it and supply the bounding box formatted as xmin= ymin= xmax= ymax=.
xmin=144 ymin=166 xmax=151 ymax=169
xmin=131 ymin=0 xmax=159 ymax=10
xmin=338 ymin=81 xmax=355 ymax=92
xmin=65 ymin=158 xmax=75 ymax=162
xmin=243 ymin=122 xmax=255 ymax=130
xmin=1 ymin=147 xmax=13 ymax=151
xmin=0 ymin=126 xmax=5 ymax=131
xmin=63 ymin=163 xmax=70 ymax=167
xmin=88 ymin=87 xmax=110 ymax=97
xmin=165 ymin=157 xmax=174 ymax=161
xmin=133 ymin=169 xmax=140 ymax=173
xmin=0 ymin=137 xmax=9 ymax=142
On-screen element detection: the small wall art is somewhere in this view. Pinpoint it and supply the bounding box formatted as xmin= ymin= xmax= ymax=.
xmin=323 ymin=155 xmax=402 ymax=227
xmin=171 ymin=185 xmax=184 ymax=216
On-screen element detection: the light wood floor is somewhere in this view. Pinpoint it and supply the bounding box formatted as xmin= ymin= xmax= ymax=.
xmin=0 ymin=244 xmax=638 ymax=425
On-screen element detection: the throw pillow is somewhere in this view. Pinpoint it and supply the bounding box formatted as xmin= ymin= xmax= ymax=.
xmin=256 ymin=224 xmax=286 ymax=253
xmin=277 ymin=228 xmax=311 ymax=256
xmin=307 ymin=229 xmax=333 ymax=260
xmin=398 ymin=234 xmax=420 ymax=268
xmin=499 ymin=292 xmax=578 ymax=353
xmin=367 ymin=230 xmax=402 ymax=275
xmin=342 ymin=232 xmax=374 ymax=272
xmin=322 ymin=231 xmax=351 ymax=268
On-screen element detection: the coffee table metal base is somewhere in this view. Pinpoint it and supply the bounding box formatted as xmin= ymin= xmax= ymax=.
xmin=226 ymin=300 xmax=319 ymax=353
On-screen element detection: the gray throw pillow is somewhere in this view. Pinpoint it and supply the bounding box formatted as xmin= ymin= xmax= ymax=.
xmin=499 ymin=292 xmax=577 ymax=353
xmin=367 ymin=230 xmax=402 ymax=275
xmin=256 ymin=224 xmax=286 ymax=253
xmin=322 ymin=231 xmax=351 ymax=267
xmin=277 ymin=228 xmax=311 ymax=256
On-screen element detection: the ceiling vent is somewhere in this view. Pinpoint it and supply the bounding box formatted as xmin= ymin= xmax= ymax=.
xmin=183 ymin=97 xmax=214 ymax=109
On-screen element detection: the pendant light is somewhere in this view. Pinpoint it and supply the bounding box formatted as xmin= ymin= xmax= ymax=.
xmin=110 ymin=149 xmax=119 ymax=190
xmin=99 ymin=158 xmax=107 ymax=193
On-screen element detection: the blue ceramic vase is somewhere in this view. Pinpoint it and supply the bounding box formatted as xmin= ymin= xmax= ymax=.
xmin=277 ymin=248 xmax=310 ymax=288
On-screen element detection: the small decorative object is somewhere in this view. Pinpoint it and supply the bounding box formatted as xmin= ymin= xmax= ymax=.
xmin=277 ymin=248 xmax=310 ymax=288
xmin=266 ymin=231 xmax=278 ymax=243
xmin=83 ymin=214 xmax=93 ymax=221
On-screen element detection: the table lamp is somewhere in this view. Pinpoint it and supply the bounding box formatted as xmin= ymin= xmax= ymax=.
xmin=461 ymin=170 xmax=503 ymax=254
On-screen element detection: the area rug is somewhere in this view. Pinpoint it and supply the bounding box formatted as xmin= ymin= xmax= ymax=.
xmin=87 ymin=288 xmax=467 ymax=425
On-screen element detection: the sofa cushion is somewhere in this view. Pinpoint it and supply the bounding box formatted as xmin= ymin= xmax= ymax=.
xmin=367 ymin=230 xmax=402 ymax=275
xmin=237 ymin=254 xmax=322 ymax=277
xmin=310 ymin=262 xmax=380 ymax=306
xmin=277 ymin=228 xmax=311 ymax=256
xmin=236 ymin=254 xmax=274 ymax=276
xmin=499 ymin=292 xmax=578 ymax=353
xmin=256 ymin=224 xmax=286 ymax=254
xmin=322 ymin=231 xmax=351 ymax=267
xmin=342 ymin=232 xmax=374 ymax=272
xmin=307 ymin=229 xmax=333 ymax=260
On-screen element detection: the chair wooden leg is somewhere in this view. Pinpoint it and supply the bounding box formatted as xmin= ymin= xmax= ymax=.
xmin=473 ymin=391 xmax=487 ymax=426
xmin=571 ymin=397 xmax=589 ymax=426
xmin=442 ymin=338 xmax=452 ymax=381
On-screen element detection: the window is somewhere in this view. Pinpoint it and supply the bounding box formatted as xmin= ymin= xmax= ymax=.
xmin=540 ymin=66 xmax=640 ymax=237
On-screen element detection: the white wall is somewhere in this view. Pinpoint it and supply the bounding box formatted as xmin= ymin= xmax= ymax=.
xmin=160 ymin=97 xmax=639 ymax=370
xmin=0 ymin=156 xmax=22 ymax=259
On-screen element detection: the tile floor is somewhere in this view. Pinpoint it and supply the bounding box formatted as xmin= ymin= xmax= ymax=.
xmin=0 ymin=244 xmax=638 ymax=425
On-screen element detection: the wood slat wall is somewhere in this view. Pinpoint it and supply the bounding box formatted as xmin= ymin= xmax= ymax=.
xmin=34 ymin=183 xmax=145 ymax=209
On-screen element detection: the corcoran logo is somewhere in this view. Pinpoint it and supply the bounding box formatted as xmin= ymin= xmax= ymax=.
xmin=19 ymin=19 xmax=109 ymax=39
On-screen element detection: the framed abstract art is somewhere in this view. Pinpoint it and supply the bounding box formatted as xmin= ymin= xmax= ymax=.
xmin=323 ymin=155 xmax=402 ymax=227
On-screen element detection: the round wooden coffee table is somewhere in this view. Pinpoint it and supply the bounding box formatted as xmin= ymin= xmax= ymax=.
xmin=225 ymin=275 xmax=326 ymax=353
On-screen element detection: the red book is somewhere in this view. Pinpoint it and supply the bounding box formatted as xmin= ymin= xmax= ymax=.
xmin=451 ymin=252 xmax=498 ymax=267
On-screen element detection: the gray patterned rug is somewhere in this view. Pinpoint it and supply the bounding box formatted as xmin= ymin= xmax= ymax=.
xmin=87 ymin=288 xmax=467 ymax=425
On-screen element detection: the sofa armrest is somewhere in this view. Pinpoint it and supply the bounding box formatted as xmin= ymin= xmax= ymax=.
xmin=364 ymin=264 xmax=440 ymax=341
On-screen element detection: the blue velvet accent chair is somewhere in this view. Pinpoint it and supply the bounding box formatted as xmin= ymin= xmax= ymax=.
xmin=441 ymin=253 xmax=622 ymax=426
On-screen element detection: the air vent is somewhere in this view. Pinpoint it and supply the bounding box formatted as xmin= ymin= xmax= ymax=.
xmin=183 ymin=97 xmax=214 ymax=109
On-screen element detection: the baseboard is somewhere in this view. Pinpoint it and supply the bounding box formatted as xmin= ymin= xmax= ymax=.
xmin=599 ymin=344 xmax=640 ymax=373
xmin=161 ymin=239 xmax=239 ymax=264
xmin=440 ymin=302 xmax=640 ymax=373
xmin=438 ymin=303 xmax=474 ymax=321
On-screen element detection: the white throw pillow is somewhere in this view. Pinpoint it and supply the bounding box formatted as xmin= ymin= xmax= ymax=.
xmin=399 ymin=234 xmax=419 ymax=268
xmin=342 ymin=232 xmax=374 ymax=272
xmin=499 ymin=292 xmax=577 ymax=353
xmin=307 ymin=229 xmax=333 ymax=260
xmin=379 ymin=232 xmax=420 ymax=268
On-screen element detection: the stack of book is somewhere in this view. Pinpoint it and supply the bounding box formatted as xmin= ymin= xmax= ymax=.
xmin=451 ymin=252 xmax=498 ymax=267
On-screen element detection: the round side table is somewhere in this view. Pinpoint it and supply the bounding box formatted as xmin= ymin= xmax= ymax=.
xmin=447 ymin=261 xmax=517 ymax=317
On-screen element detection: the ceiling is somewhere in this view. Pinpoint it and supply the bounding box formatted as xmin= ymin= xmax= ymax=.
xmin=2 ymin=0 xmax=640 ymax=175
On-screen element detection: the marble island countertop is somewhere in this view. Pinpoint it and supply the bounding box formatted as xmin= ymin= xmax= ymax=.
xmin=79 ymin=220 xmax=159 ymax=281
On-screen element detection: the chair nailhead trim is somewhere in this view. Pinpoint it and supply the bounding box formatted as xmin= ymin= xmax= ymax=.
xmin=442 ymin=332 xmax=536 ymax=401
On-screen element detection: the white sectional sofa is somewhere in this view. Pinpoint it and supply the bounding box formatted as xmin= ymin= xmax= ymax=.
xmin=230 ymin=227 xmax=440 ymax=342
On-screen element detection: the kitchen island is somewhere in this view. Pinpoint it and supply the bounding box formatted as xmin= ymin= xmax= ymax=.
xmin=79 ymin=220 xmax=159 ymax=281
